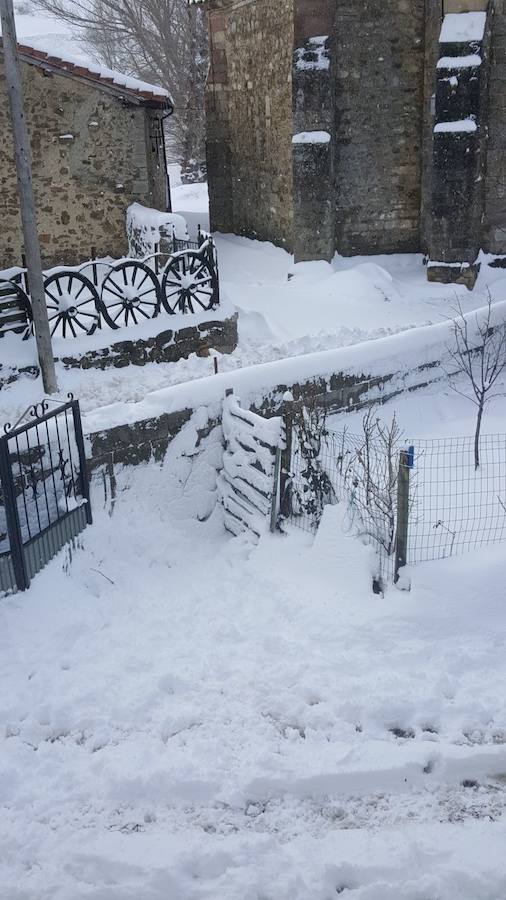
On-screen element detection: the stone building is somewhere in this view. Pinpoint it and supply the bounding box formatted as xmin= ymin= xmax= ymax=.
xmin=203 ymin=0 xmax=506 ymax=287
xmin=0 ymin=41 xmax=173 ymax=269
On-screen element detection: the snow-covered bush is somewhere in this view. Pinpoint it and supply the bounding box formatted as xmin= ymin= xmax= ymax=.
xmin=126 ymin=202 xmax=189 ymax=259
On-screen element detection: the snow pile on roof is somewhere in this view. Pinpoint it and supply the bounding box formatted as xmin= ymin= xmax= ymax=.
xmin=440 ymin=11 xmax=487 ymax=43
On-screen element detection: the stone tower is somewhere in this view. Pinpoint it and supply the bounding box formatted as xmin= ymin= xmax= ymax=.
xmin=204 ymin=0 xmax=505 ymax=288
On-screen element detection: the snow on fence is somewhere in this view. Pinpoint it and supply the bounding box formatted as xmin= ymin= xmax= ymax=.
xmin=0 ymin=233 xmax=219 ymax=341
xmin=407 ymin=434 xmax=506 ymax=565
xmin=283 ymin=402 xmax=506 ymax=586
xmin=218 ymin=390 xmax=282 ymax=540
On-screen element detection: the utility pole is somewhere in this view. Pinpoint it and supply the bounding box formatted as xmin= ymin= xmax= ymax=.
xmin=0 ymin=0 xmax=57 ymax=394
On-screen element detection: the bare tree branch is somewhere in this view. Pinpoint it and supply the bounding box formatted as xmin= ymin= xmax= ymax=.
xmin=32 ymin=0 xmax=208 ymax=172
xmin=445 ymin=292 xmax=506 ymax=469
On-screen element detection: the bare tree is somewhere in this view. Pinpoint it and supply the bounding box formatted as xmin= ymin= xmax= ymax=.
xmin=32 ymin=0 xmax=208 ymax=175
xmin=447 ymin=295 xmax=506 ymax=469
xmin=290 ymin=390 xmax=334 ymax=526
xmin=341 ymin=408 xmax=403 ymax=558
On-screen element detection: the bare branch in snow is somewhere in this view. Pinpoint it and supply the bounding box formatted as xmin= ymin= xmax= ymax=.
xmin=446 ymin=293 xmax=506 ymax=469
xmin=33 ymin=0 xmax=208 ymax=173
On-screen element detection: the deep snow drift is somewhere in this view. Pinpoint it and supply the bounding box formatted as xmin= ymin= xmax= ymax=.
xmin=3 ymin=180 xmax=506 ymax=427
xmin=2 ymin=400 xmax=506 ymax=899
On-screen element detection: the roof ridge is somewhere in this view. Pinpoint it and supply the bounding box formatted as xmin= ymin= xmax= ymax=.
xmin=0 ymin=37 xmax=173 ymax=110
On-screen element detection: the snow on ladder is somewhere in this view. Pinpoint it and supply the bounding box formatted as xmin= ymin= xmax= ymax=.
xmin=218 ymin=390 xmax=283 ymax=540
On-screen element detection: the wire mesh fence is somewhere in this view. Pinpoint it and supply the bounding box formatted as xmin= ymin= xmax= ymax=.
xmin=287 ymin=409 xmax=506 ymax=581
xmin=407 ymin=434 xmax=506 ymax=564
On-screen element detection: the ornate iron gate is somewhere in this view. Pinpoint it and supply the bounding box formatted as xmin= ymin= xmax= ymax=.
xmin=0 ymin=397 xmax=92 ymax=593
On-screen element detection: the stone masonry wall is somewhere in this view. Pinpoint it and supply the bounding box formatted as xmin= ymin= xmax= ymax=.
xmin=0 ymin=314 xmax=238 ymax=390
xmin=427 ymin=4 xmax=492 ymax=286
xmin=57 ymin=314 xmax=238 ymax=372
xmin=85 ymin=343 xmax=450 ymax=480
xmin=0 ymin=60 xmax=164 ymax=269
xmin=206 ymin=0 xmax=294 ymax=248
xmin=333 ymin=0 xmax=426 ymax=256
xmin=483 ymin=0 xmax=506 ymax=254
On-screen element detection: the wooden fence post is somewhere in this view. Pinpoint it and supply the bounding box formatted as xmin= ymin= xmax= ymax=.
xmin=394 ymin=449 xmax=410 ymax=583
xmin=279 ymin=391 xmax=294 ymax=519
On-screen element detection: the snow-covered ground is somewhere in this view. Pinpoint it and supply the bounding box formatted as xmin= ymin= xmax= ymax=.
xmin=2 ymin=12 xmax=506 ymax=898
xmin=2 ymin=179 xmax=506 ymax=427
xmin=330 ymin=374 xmax=506 ymax=440
xmin=2 ymin=396 xmax=506 ymax=899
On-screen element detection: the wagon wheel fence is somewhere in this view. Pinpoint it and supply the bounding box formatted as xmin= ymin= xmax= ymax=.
xmin=0 ymin=230 xmax=219 ymax=342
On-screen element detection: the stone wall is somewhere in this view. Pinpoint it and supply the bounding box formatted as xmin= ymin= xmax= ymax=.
xmin=421 ymin=1 xmax=446 ymax=253
xmin=85 ymin=341 xmax=450 ymax=481
xmin=0 ymin=314 xmax=238 ymax=390
xmin=206 ymin=0 xmax=294 ymax=248
xmin=204 ymin=0 xmax=506 ymax=271
xmin=332 ymin=0 xmax=426 ymax=256
xmin=292 ymin=0 xmax=335 ymax=263
xmin=428 ymin=5 xmax=492 ymax=287
xmin=0 ymin=60 xmax=166 ymax=269
xmin=483 ymin=0 xmax=506 ymax=254
xmin=57 ymin=313 xmax=238 ymax=372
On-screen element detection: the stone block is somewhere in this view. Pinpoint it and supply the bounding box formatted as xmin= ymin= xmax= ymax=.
xmin=55 ymin=313 xmax=238 ymax=374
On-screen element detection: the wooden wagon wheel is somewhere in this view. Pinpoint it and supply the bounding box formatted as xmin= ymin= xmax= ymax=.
xmin=100 ymin=261 xmax=161 ymax=329
xmin=0 ymin=279 xmax=32 ymax=340
xmin=161 ymin=251 xmax=215 ymax=314
xmin=44 ymin=271 xmax=100 ymax=338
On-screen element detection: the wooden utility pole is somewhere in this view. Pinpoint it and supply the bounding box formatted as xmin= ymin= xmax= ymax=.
xmin=0 ymin=0 xmax=57 ymax=394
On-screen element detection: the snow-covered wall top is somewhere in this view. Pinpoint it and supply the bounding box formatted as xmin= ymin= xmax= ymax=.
xmin=84 ymin=299 xmax=506 ymax=436
xmin=440 ymin=12 xmax=487 ymax=43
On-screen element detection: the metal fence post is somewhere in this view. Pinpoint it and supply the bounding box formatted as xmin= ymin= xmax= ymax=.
xmin=71 ymin=401 xmax=93 ymax=525
xmin=270 ymin=446 xmax=282 ymax=533
xmin=280 ymin=392 xmax=294 ymax=519
xmin=394 ymin=449 xmax=410 ymax=583
xmin=0 ymin=435 xmax=29 ymax=591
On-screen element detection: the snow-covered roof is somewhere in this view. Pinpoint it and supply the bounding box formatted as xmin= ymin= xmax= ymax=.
xmin=0 ymin=38 xmax=173 ymax=109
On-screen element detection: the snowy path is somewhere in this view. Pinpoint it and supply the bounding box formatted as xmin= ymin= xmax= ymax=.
xmin=2 ymin=430 xmax=506 ymax=898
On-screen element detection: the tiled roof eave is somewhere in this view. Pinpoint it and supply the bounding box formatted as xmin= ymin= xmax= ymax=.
xmin=0 ymin=40 xmax=172 ymax=111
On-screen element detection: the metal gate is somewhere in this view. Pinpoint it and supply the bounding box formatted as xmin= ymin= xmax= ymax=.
xmin=0 ymin=396 xmax=92 ymax=593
